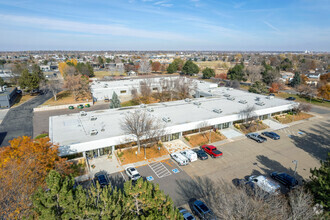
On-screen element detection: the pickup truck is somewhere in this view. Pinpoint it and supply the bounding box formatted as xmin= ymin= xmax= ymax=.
xmin=246 ymin=133 xmax=267 ymax=143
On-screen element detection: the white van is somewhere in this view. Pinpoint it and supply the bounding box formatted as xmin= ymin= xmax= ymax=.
xmin=248 ymin=175 xmax=281 ymax=194
xmin=180 ymin=150 xmax=198 ymax=162
xmin=171 ymin=152 xmax=189 ymax=166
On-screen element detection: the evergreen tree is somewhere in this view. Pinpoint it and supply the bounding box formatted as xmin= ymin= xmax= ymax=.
xmin=32 ymin=171 xmax=182 ymax=219
xmin=182 ymin=60 xmax=199 ymax=76
xmin=167 ymin=63 xmax=177 ymax=74
xmin=248 ymin=81 xmax=268 ymax=94
xmin=110 ymin=92 xmax=121 ymax=109
xmin=308 ymin=152 xmax=330 ymax=211
xmin=227 ymin=63 xmax=245 ymax=81
xmin=291 ymin=72 xmax=301 ymax=87
xmin=202 ymin=67 xmax=215 ymax=79
xmin=0 ymin=77 xmax=5 ymax=87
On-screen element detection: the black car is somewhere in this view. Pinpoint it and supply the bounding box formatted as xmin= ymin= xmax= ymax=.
xmin=269 ymin=93 xmax=275 ymax=97
xmin=286 ymin=97 xmax=296 ymax=101
xmin=270 ymin=172 xmax=298 ymax=189
xmin=261 ymin=132 xmax=280 ymax=140
xmin=192 ymin=200 xmax=216 ymax=220
xmin=94 ymin=173 xmax=109 ymax=188
xmin=193 ymin=149 xmax=208 ymax=160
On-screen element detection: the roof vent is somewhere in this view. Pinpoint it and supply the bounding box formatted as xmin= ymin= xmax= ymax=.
xmin=256 ymin=101 xmax=265 ymax=106
xmin=239 ymin=100 xmax=247 ymax=104
xmin=266 ymin=96 xmax=274 ymax=99
xmin=227 ymin=97 xmax=235 ymax=101
xmin=80 ymin=111 xmax=87 ymax=116
xmin=162 ymin=116 xmax=171 ymax=123
xmin=193 ymin=101 xmax=201 ymax=106
xmin=185 ymin=98 xmax=192 ymax=102
xmin=227 ymin=88 xmax=233 ymax=91
xmin=90 ymin=115 xmax=97 ymax=121
xmin=224 ymin=94 xmax=230 ymax=97
xmin=147 ymin=108 xmax=154 ymax=112
xmin=213 ymin=109 xmax=222 ymax=114
xmin=140 ymin=104 xmax=146 ymax=108
xmin=90 ymin=129 xmax=98 ymax=136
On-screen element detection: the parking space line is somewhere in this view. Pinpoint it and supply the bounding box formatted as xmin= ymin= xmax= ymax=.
xmin=148 ymin=162 xmax=172 ymax=178
xmin=170 ymin=158 xmax=183 ymax=171
xmin=120 ymin=172 xmax=127 ymax=181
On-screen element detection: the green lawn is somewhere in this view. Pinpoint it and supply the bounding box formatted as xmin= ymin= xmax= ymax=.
xmin=276 ymin=92 xmax=330 ymax=108
xmin=121 ymin=99 xmax=140 ymax=107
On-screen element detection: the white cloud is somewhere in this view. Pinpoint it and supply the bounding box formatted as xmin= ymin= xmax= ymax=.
xmin=0 ymin=14 xmax=191 ymax=41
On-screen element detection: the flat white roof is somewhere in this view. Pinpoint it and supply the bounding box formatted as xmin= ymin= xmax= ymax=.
xmin=50 ymin=88 xmax=294 ymax=148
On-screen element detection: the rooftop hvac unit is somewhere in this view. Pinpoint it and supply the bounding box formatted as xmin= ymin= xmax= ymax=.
xmin=193 ymin=101 xmax=201 ymax=106
xmin=213 ymin=109 xmax=222 ymax=114
xmin=255 ymin=97 xmax=261 ymax=101
xmin=239 ymin=100 xmax=247 ymax=104
xmin=227 ymin=88 xmax=233 ymax=90
xmin=224 ymin=94 xmax=230 ymax=97
xmin=256 ymin=102 xmax=265 ymax=106
xmin=140 ymin=104 xmax=146 ymax=108
xmin=147 ymin=108 xmax=154 ymax=112
xmin=90 ymin=129 xmax=98 ymax=136
xmin=266 ymin=96 xmax=274 ymax=99
xmin=90 ymin=116 xmax=97 ymax=121
xmin=80 ymin=111 xmax=87 ymax=116
xmin=162 ymin=116 xmax=171 ymax=123
xmin=227 ymin=97 xmax=235 ymax=101
xmin=185 ymin=98 xmax=192 ymax=102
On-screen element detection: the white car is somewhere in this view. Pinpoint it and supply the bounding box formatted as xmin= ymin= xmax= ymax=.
xmin=171 ymin=152 xmax=189 ymax=166
xmin=248 ymin=175 xmax=281 ymax=194
xmin=125 ymin=167 xmax=141 ymax=181
xmin=180 ymin=150 xmax=198 ymax=162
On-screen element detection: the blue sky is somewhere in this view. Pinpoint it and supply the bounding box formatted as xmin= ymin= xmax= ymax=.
xmin=0 ymin=0 xmax=329 ymax=51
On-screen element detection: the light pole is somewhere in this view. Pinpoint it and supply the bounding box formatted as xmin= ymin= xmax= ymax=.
xmin=292 ymin=160 xmax=298 ymax=176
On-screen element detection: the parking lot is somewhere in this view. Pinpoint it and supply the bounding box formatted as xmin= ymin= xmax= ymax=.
xmin=80 ymin=110 xmax=329 ymax=213
xmin=107 ymin=159 xmax=193 ymax=206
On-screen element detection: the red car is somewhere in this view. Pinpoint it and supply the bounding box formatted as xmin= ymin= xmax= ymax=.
xmin=201 ymin=145 xmax=223 ymax=158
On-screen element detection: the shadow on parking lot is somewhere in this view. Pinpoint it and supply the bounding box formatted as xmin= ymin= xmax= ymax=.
xmin=290 ymin=120 xmax=330 ymax=161
xmin=255 ymin=155 xmax=304 ymax=182
xmin=0 ymin=132 xmax=7 ymax=146
xmin=108 ymin=174 xmax=126 ymax=190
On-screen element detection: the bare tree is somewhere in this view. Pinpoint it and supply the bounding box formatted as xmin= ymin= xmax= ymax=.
xmin=63 ymin=75 xmax=90 ymax=101
xmin=174 ymin=77 xmax=197 ymax=100
xmin=245 ymin=65 xmax=263 ymax=83
xmin=288 ymin=187 xmax=316 ymax=220
xmin=40 ymin=79 xmax=62 ymax=101
xmin=294 ymin=102 xmax=312 ymax=114
xmin=239 ymin=105 xmax=257 ymax=128
xmin=138 ymin=60 xmax=151 ymax=74
xmin=226 ymin=80 xmax=240 ymax=89
xmin=121 ymin=110 xmax=165 ymax=154
xmin=131 ymin=87 xmax=139 ymax=102
xmin=139 ymin=79 xmax=152 ymax=103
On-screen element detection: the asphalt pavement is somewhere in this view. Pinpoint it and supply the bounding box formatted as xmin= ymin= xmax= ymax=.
xmin=0 ymin=91 xmax=53 ymax=147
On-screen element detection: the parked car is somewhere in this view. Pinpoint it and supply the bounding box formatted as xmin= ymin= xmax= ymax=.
xmin=94 ymin=173 xmax=110 ymax=188
xmin=270 ymin=172 xmax=298 ymax=189
xmin=192 ymin=200 xmax=216 ymax=220
xmin=246 ymin=133 xmax=267 ymax=143
xmin=85 ymin=103 xmax=91 ymax=107
xmin=269 ymin=93 xmax=275 ymax=96
xmin=201 ymin=145 xmax=223 ymax=158
xmin=171 ymin=152 xmax=189 ymax=166
xmin=178 ymin=208 xmax=195 ymax=220
xmin=125 ymin=166 xmax=141 ymax=181
xmin=261 ymin=131 xmax=280 ymax=140
xmin=68 ymin=105 xmax=74 ymax=109
xmin=77 ymin=104 xmax=84 ymax=109
xmin=286 ymin=97 xmax=296 ymax=101
xmin=248 ymin=175 xmax=281 ymax=194
xmin=30 ymin=89 xmax=41 ymax=96
xmin=181 ymin=150 xmax=198 ymax=162
xmin=192 ymin=149 xmax=208 ymax=160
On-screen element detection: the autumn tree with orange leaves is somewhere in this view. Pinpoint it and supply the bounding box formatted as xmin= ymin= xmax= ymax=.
xmin=0 ymin=136 xmax=73 ymax=219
